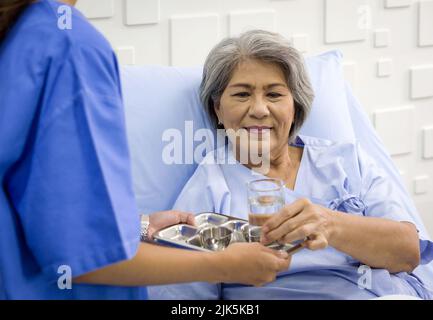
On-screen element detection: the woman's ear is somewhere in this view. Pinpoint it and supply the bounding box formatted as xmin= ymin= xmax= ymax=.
xmin=214 ymin=103 xmax=222 ymax=124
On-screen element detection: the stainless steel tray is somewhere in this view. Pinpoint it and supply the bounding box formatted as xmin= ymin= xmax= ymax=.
xmin=153 ymin=212 xmax=303 ymax=254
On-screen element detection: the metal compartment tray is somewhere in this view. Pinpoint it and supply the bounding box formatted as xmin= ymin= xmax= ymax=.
xmin=153 ymin=212 xmax=303 ymax=253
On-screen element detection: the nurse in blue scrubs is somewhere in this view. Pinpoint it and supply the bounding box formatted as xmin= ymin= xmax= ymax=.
xmin=0 ymin=0 xmax=290 ymax=299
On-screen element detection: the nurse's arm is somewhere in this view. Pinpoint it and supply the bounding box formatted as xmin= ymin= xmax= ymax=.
xmin=73 ymin=242 xmax=290 ymax=287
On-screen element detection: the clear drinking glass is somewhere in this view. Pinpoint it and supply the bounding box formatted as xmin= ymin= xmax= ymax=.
xmin=247 ymin=178 xmax=285 ymax=242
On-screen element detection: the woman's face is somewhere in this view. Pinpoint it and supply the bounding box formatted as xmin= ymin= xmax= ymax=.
xmin=215 ymin=59 xmax=295 ymax=161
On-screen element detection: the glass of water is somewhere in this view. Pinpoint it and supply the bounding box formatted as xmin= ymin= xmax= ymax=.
xmin=247 ymin=178 xmax=285 ymax=242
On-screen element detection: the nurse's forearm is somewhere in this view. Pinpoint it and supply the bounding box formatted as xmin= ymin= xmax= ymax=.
xmin=329 ymin=211 xmax=420 ymax=273
xmin=73 ymin=243 xmax=227 ymax=286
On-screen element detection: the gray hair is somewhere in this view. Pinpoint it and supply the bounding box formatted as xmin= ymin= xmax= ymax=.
xmin=200 ymin=30 xmax=315 ymax=143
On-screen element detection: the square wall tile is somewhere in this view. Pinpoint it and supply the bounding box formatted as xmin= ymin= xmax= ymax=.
xmin=325 ymin=0 xmax=367 ymax=44
xmin=423 ymin=126 xmax=433 ymax=159
xmin=410 ymin=65 xmax=433 ymax=99
xmin=374 ymin=29 xmax=391 ymax=47
xmin=76 ymin=0 xmax=114 ymax=19
xmin=384 ymin=0 xmax=412 ymax=8
xmin=374 ymin=106 xmax=415 ymax=155
xmin=419 ymin=0 xmax=433 ymax=47
xmin=377 ymin=58 xmax=393 ymax=77
xmin=125 ymin=0 xmax=160 ymax=25
xmin=414 ymin=175 xmax=430 ymax=195
xmin=170 ymin=14 xmax=219 ymax=67
xmin=229 ymin=10 xmax=275 ymax=36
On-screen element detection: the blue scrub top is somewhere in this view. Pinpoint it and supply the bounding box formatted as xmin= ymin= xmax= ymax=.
xmin=0 ymin=0 xmax=146 ymax=299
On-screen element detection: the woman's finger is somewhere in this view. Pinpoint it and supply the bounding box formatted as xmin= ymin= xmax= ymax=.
xmin=262 ymin=198 xmax=310 ymax=234
xmin=281 ymin=223 xmax=317 ymax=244
xmin=304 ymin=233 xmax=328 ymax=251
xmin=261 ymin=209 xmax=316 ymax=244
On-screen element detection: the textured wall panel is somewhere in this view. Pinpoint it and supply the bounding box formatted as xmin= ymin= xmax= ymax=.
xmin=325 ymin=0 xmax=367 ymax=44
xmin=384 ymin=0 xmax=412 ymax=8
xmin=170 ymin=14 xmax=219 ymax=67
xmin=377 ymin=58 xmax=393 ymax=77
xmin=423 ymin=127 xmax=433 ymax=159
xmin=410 ymin=65 xmax=433 ymax=99
xmin=76 ymin=0 xmax=114 ymax=19
xmin=125 ymin=0 xmax=160 ymax=25
xmin=229 ymin=10 xmax=275 ymax=36
xmin=374 ymin=106 xmax=415 ymax=155
xmin=374 ymin=29 xmax=391 ymax=48
xmin=419 ymin=0 xmax=433 ymax=47
xmin=414 ymin=175 xmax=430 ymax=194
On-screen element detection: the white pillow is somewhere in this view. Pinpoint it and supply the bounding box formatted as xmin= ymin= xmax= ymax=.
xmin=300 ymin=51 xmax=354 ymax=142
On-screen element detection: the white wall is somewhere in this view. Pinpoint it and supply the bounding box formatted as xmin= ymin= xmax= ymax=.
xmin=76 ymin=0 xmax=433 ymax=235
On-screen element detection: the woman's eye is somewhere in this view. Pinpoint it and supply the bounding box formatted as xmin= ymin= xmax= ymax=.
xmin=232 ymin=92 xmax=250 ymax=98
xmin=267 ymin=92 xmax=283 ymax=99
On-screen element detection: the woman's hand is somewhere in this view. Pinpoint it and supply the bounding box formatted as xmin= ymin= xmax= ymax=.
xmin=216 ymin=242 xmax=291 ymax=286
xmin=148 ymin=210 xmax=195 ymax=239
xmin=260 ymin=198 xmax=335 ymax=251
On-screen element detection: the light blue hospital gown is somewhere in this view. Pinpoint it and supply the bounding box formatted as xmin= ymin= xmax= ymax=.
xmin=148 ymin=135 xmax=433 ymax=300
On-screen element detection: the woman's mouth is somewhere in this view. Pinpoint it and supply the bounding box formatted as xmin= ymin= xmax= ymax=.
xmin=244 ymin=126 xmax=273 ymax=134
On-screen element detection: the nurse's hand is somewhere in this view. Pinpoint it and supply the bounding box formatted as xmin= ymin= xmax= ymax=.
xmin=148 ymin=210 xmax=195 ymax=239
xmin=260 ymin=198 xmax=335 ymax=251
xmin=217 ymin=243 xmax=291 ymax=287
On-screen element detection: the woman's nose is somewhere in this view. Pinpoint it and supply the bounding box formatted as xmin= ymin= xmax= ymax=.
xmin=249 ymin=97 xmax=270 ymax=118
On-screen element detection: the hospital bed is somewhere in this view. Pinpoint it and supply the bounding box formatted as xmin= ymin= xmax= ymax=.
xmin=120 ymin=51 xmax=432 ymax=299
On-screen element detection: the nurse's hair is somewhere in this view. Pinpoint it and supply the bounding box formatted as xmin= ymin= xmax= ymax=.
xmin=0 ymin=0 xmax=33 ymax=43
xmin=200 ymin=30 xmax=314 ymax=143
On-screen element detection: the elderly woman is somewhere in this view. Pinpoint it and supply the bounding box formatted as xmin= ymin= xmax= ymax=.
xmin=148 ymin=30 xmax=433 ymax=300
